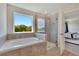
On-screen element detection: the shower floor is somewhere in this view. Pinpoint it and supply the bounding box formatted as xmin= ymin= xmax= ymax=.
xmin=47 ymin=41 xmax=56 ymax=50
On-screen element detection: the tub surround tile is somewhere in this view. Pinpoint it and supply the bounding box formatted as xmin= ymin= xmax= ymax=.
xmin=0 ymin=37 xmax=46 ymax=54
xmin=0 ymin=49 xmax=20 ymax=56
xmin=0 ymin=33 xmax=47 ymax=56
xmin=32 ymin=42 xmax=47 ymax=56
xmin=20 ymin=46 xmax=32 ymax=56
xmin=7 ymin=33 xmax=35 ymax=40
xmin=0 ymin=42 xmax=47 ymax=56
xmin=0 ymin=34 xmax=7 ymax=47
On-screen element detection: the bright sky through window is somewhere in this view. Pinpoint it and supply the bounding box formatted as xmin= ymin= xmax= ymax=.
xmin=14 ymin=12 xmax=33 ymax=26
xmin=14 ymin=12 xmax=33 ymax=32
xmin=38 ymin=18 xmax=45 ymax=28
xmin=37 ymin=18 xmax=45 ymax=32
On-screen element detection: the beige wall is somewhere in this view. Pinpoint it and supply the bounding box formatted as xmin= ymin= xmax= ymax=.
xmin=7 ymin=4 xmax=36 ymax=33
xmin=7 ymin=4 xmax=48 ymax=40
xmin=0 ymin=4 xmax=7 ymax=36
xmin=0 ymin=4 xmax=7 ymax=46
xmin=65 ymin=18 xmax=79 ymax=33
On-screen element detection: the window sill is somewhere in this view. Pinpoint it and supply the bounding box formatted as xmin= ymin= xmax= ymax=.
xmin=9 ymin=32 xmax=34 ymax=34
xmin=37 ymin=31 xmax=45 ymax=33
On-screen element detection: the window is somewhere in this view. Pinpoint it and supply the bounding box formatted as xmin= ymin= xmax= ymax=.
xmin=37 ymin=18 xmax=45 ymax=32
xmin=13 ymin=12 xmax=33 ymax=32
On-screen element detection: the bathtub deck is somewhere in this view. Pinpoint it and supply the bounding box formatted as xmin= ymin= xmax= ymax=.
xmin=0 ymin=37 xmax=45 ymax=53
xmin=0 ymin=42 xmax=47 ymax=56
xmin=0 ymin=37 xmax=47 ymax=56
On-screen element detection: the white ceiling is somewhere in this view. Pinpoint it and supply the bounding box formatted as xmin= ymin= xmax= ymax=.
xmin=10 ymin=3 xmax=75 ymax=15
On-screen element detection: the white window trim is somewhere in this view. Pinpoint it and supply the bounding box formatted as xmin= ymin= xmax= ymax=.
xmin=12 ymin=12 xmax=35 ymax=33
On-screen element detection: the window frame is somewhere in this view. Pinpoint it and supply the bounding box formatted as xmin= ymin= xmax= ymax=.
xmin=13 ymin=11 xmax=34 ymax=33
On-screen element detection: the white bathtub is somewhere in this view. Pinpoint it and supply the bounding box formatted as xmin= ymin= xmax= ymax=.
xmin=0 ymin=37 xmax=45 ymax=54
